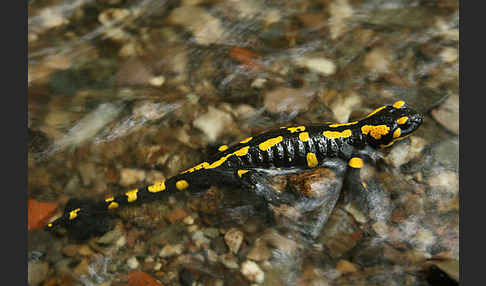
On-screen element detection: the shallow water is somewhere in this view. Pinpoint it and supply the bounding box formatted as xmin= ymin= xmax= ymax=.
xmin=28 ymin=0 xmax=459 ymax=285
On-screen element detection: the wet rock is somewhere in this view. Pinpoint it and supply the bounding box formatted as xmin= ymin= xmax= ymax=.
xmin=263 ymin=87 xmax=316 ymax=114
xmin=167 ymin=5 xmax=225 ymax=45
xmin=193 ymin=106 xmax=234 ymax=142
xmin=431 ymin=95 xmax=459 ymax=135
xmin=240 ymin=260 xmax=264 ymax=284
xmin=319 ymin=208 xmax=361 ymax=258
xmin=224 ymin=228 xmax=244 ymax=254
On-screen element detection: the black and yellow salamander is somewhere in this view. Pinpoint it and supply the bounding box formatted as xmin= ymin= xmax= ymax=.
xmin=45 ymin=100 xmax=422 ymax=239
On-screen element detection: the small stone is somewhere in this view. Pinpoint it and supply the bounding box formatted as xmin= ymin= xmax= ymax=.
xmin=240 ymin=260 xmax=264 ymax=284
xmin=372 ymin=221 xmax=390 ymax=239
xmin=98 ymin=8 xmax=130 ymax=24
xmin=153 ymin=262 xmax=162 ymax=271
xmin=431 ymin=95 xmax=459 ymax=135
xmin=328 ymin=0 xmax=353 ymax=39
xmin=183 ymin=216 xmax=194 ymax=225
xmin=149 ymin=76 xmax=165 ymax=87
xmin=97 ymin=228 xmax=124 ymax=245
xmin=78 ymin=245 xmax=95 ymax=256
xmin=251 ymin=78 xmax=267 ymax=88
xmin=127 ymin=256 xmax=140 ymax=269
xmin=167 ymin=5 xmax=225 ymax=45
xmin=426 ymin=171 xmax=459 ymax=195
xmin=336 ymin=259 xmax=358 ymax=274
xmin=247 ymin=240 xmax=272 ymax=262
xmin=203 ymin=227 xmax=220 ymax=238
xmin=159 ymin=244 xmax=184 ymax=258
xmin=192 ymin=231 xmax=211 ymax=249
xmin=295 ymin=57 xmax=336 ymax=76
xmin=28 ymin=261 xmax=49 ymax=286
xmin=193 ymin=106 xmax=234 ymax=142
xmin=440 ymin=47 xmax=458 ymax=63
xmin=116 ymin=235 xmax=127 ymax=248
xmin=329 ymin=92 xmax=362 ymax=124
xmin=166 ymin=208 xmax=188 ymax=223
xmin=344 ymin=203 xmax=368 ymax=224
xmin=119 ymin=168 xmax=146 ymax=187
xmin=206 ymin=249 xmax=219 ymax=263
xmin=363 ymin=47 xmax=392 ymax=75
xmin=62 ymin=244 xmax=80 ymax=257
xmin=219 ymin=253 xmax=239 ymax=269
xmin=224 ymin=228 xmax=244 ymax=254
xmin=128 ymin=271 xmax=163 ymax=286
xmin=263 ymin=87 xmax=315 ymax=114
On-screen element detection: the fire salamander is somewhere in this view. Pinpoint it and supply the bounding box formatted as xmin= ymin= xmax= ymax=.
xmin=45 ymin=100 xmax=422 ymax=239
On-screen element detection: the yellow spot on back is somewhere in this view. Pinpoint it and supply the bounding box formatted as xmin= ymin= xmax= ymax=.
xmin=126 ymin=189 xmax=138 ymax=202
xmin=69 ymin=208 xmax=81 ymax=220
xmin=105 ymin=197 xmax=114 ymax=202
xmin=176 ymin=180 xmax=189 ymax=191
xmin=361 ymin=125 xmax=390 ymax=140
xmin=329 ymin=121 xmax=358 ymax=128
xmin=182 ymin=162 xmax=210 ymax=174
xmin=218 ymin=145 xmax=228 ymax=152
xmin=397 ymin=116 xmax=408 ymax=125
xmin=237 ymin=170 xmax=249 ymax=177
xmin=234 ymin=146 xmax=250 ymax=156
xmin=240 ymin=137 xmax=253 ymax=143
xmin=287 ymin=126 xmax=306 ymax=133
xmin=108 ymin=202 xmax=119 ymax=210
xmin=148 ymin=181 xmax=166 ymax=192
xmin=259 ymin=136 xmax=283 ymax=151
xmin=299 ymin=132 xmax=309 ymax=142
xmin=393 ymin=100 xmax=406 ymax=108
xmin=348 ymin=157 xmax=364 ymax=169
xmin=323 ymin=129 xmax=352 ymax=139
xmin=393 ymin=128 xmax=401 ymax=138
xmin=47 ymin=223 xmax=53 ymax=228
xmin=306 ymin=153 xmax=318 ymax=168
xmin=366 ymin=106 xmax=386 ymax=118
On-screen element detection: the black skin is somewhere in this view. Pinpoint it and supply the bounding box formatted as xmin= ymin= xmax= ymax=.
xmin=45 ymin=101 xmax=423 ymax=240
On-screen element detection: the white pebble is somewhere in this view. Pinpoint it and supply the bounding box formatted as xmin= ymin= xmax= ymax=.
xmin=159 ymin=244 xmax=184 ymax=258
xmin=193 ymin=106 xmax=233 ymax=142
xmin=127 ymin=257 xmax=139 ymax=269
xmin=224 ymin=228 xmax=244 ymax=254
xmin=240 ymin=260 xmax=264 ymax=284
xmin=295 ymin=57 xmax=336 ymax=76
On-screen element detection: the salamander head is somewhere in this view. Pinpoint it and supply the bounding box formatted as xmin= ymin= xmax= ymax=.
xmin=45 ymin=199 xmax=111 ymax=240
xmin=360 ymin=100 xmax=423 ymax=148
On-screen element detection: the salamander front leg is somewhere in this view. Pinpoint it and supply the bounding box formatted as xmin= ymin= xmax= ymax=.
xmin=234 ymin=169 xmax=293 ymax=204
